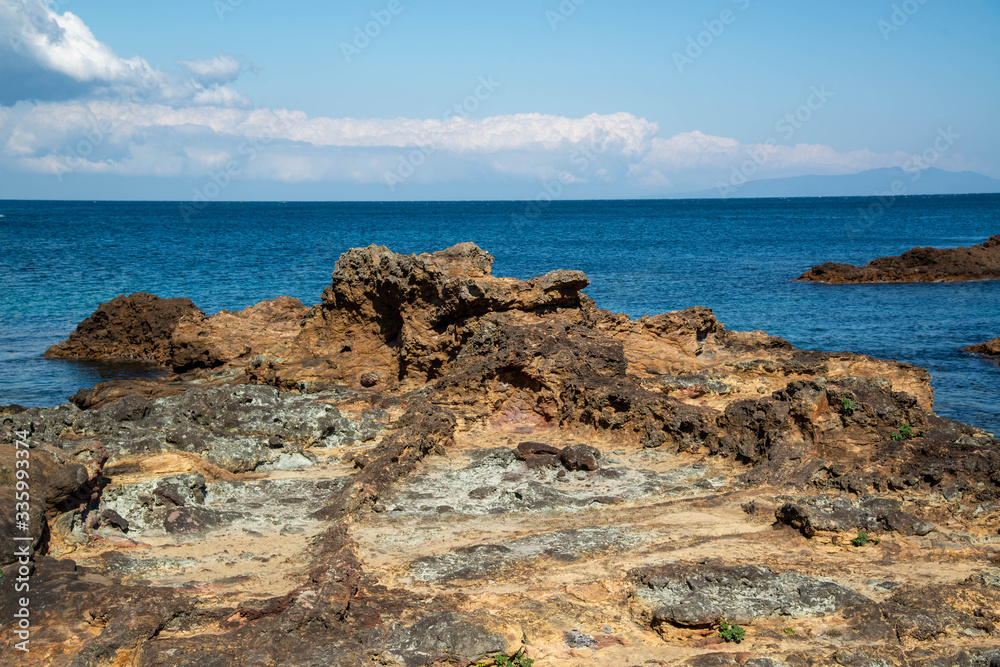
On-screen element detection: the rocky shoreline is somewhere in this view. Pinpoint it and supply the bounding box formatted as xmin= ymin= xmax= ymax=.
xmin=4 ymin=243 xmax=1000 ymax=666
xmin=796 ymin=234 xmax=1000 ymax=283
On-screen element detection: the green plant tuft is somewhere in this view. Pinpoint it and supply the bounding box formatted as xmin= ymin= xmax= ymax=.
xmin=840 ymin=397 xmax=857 ymax=415
xmin=718 ymin=621 xmax=745 ymax=644
xmin=852 ymin=530 xmax=880 ymax=547
xmin=480 ymin=650 xmax=533 ymax=667
xmin=890 ymin=422 xmax=914 ymax=441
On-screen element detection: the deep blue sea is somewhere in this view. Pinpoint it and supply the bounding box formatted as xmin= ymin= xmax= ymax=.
xmin=1 ymin=197 xmax=998 ymax=433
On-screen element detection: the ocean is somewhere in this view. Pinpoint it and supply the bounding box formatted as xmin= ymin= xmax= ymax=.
xmin=1 ymin=196 xmax=998 ymax=433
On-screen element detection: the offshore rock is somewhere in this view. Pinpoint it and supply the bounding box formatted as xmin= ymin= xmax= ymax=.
xmin=797 ymin=234 xmax=1000 ymax=283
xmin=966 ymin=336 xmax=1000 ymax=359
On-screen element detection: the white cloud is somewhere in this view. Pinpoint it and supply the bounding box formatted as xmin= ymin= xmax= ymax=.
xmin=0 ymin=100 xmax=660 ymax=183
xmin=0 ymin=0 xmax=985 ymax=194
xmin=0 ymin=98 xmax=975 ymax=192
xmin=0 ymin=0 xmax=250 ymax=107
xmin=178 ymin=54 xmax=249 ymax=85
xmin=628 ymin=130 xmax=965 ymax=192
xmin=0 ymin=0 xmax=161 ymax=102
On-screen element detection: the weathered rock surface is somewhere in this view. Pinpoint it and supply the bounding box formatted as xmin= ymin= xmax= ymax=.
xmin=967 ymin=337 xmax=1000 ymax=359
xmin=5 ymin=243 xmax=1000 ymax=665
xmin=45 ymin=292 xmax=202 ymax=363
xmin=631 ymin=563 xmax=887 ymax=635
xmin=797 ymin=234 xmax=1000 ymax=283
xmin=774 ymin=495 xmax=933 ymax=537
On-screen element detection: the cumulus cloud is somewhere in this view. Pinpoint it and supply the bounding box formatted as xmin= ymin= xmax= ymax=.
xmin=0 ymin=100 xmax=660 ymax=184
xmin=178 ymin=54 xmax=251 ymax=85
xmin=0 ymin=0 xmax=977 ymax=194
xmin=0 ymin=0 xmax=250 ymax=107
xmin=0 ymin=0 xmax=160 ymax=103
xmin=628 ymin=130 xmax=958 ymax=192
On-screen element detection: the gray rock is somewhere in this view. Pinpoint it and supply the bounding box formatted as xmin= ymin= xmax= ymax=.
xmin=775 ymin=495 xmax=930 ymax=537
xmin=563 ymin=629 xmax=596 ymax=648
xmin=383 ymin=447 xmax=715 ymax=517
xmin=376 ymin=610 xmax=517 ymax=667
xmin=632 ymin=564 xmax=885 ymax=633
xmin=164 ymin=506 xmax=241 ymax=535
xmin=53 ymin=385 xmax=382 ymax=473
xmin=412 ymin=528 xmax=637 ymax=583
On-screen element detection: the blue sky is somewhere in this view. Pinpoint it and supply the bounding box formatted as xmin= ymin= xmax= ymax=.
xmin=1 ymin=0 xmax=998 ymax=200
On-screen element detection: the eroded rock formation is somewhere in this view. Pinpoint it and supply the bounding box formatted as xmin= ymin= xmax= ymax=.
xmin=4 ymin=243 xmax=1000 ymax=666
xmin=967 ymin=336 xmax=1000 ymax=360
xmin=796 ymin=234 xmax=1000 ymax=283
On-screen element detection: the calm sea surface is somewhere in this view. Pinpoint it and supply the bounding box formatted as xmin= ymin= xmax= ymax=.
xmin=1 ymin=197 xmax=998 ymax=433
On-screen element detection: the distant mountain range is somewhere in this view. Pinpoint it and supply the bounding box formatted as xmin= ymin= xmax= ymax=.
xmin=676 ymin=167 xmax=1000 ymax=199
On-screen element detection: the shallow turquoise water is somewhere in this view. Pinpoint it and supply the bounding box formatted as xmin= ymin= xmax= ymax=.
xmin=1 ymin=196 xmax=998 ymax=432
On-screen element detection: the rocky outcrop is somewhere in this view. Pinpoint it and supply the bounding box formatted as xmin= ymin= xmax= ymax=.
xmin=45 ymin=293 xmax=201 ymax=363
xmin=11 ymin=242 xmax=1000 ymax=665
xmin=170 ymin=296 xmax=308 ymax=372
xmin=278 ymin=242 xmax=591 ymax=390
xmin=796 ymin=234 xmax=1000 ymax=283
xmin=0 ymin=424 xmax=107 ymax=563
xmin=967 ymin=336 xmax=1000 ymax=359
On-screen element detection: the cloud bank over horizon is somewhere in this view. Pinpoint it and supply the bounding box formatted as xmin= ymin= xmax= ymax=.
xmin=0 ymin=0 xmax=987 ymax=199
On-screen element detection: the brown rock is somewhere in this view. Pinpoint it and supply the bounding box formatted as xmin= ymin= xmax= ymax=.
xmin=515 ymin=441 xmax=562 ymax=459
xmin=560 ymin=444 xmax=600 ymax=471
xmin=796 ymin=234 xmax=1000 ymax=283
xmin=170 ymin=296 xmax=307 ymax=372
xmin=45 ymin=292 xmax=202 ymax=363
xmin=966 ymin=337 xmax=1000 ymax=358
